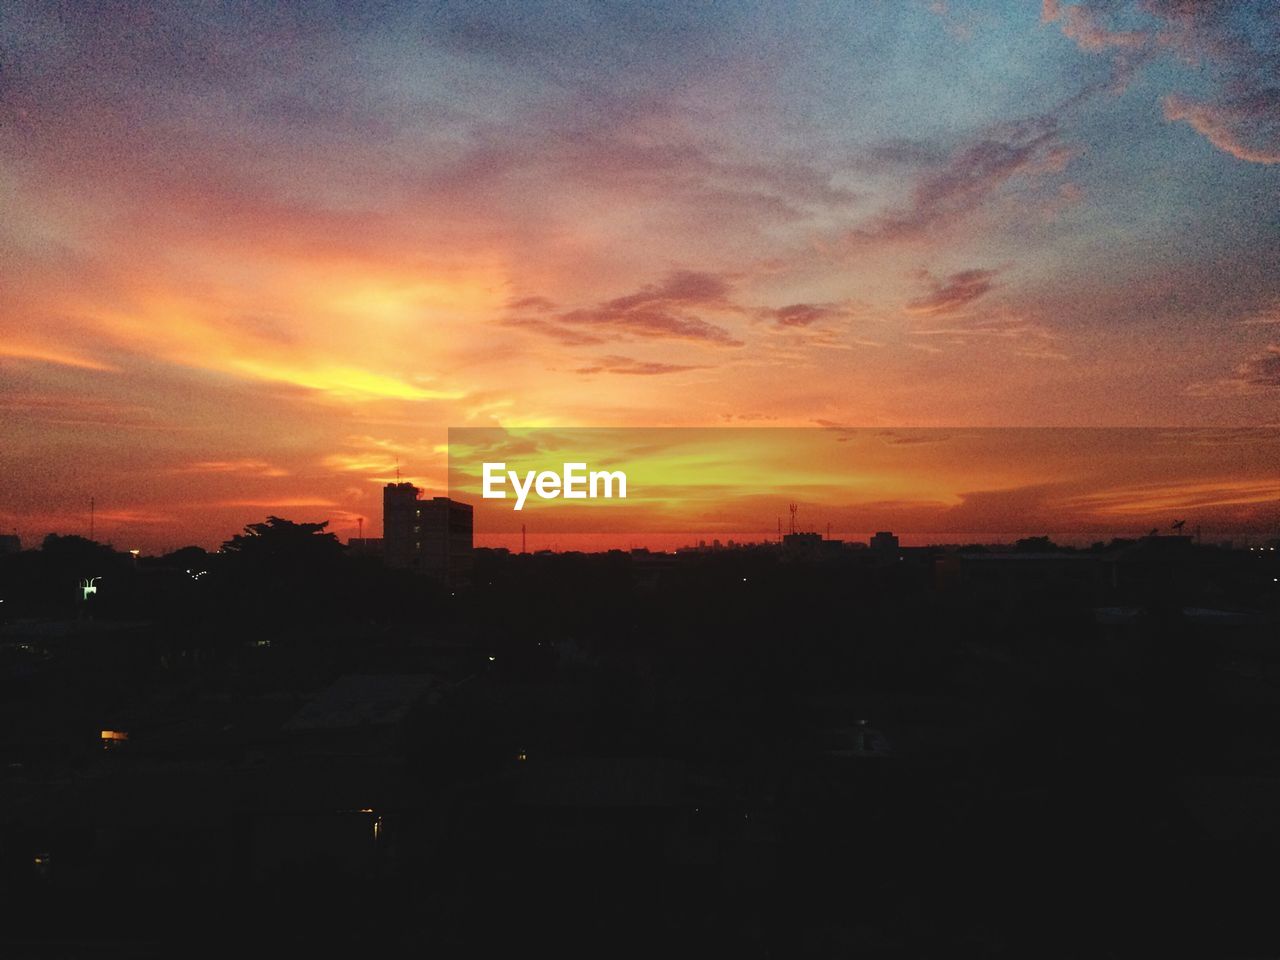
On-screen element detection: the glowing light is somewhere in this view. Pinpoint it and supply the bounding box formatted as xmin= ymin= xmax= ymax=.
xmin=100 ymin=729 xmax=128 ymax=750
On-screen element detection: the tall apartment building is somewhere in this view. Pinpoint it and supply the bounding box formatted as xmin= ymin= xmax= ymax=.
xmin=382 ymin=482 xmax=473 ymax=582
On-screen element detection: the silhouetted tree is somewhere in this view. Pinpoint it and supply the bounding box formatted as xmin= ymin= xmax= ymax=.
xmin=41 ymin=533 xmax=121 ymax=568
xmin=215 ymin=517 xmax=346 ymax=625
xmin=1015 ymin=535 xmax=1059 ymax=553
xmin=221 ymin=517 xmax=342 ymax=563
xmin=157 ymin=545 xmax=214 ymax=569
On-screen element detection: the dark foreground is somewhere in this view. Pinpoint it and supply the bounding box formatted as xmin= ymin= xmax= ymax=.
xmin=2 ymin=537 xmax=1278 ymax=957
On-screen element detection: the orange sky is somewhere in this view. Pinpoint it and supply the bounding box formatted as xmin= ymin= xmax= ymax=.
xmin=2 ymin=2 xmax=1278 ymax=551
xmin=450 ymin=428 xmax=1280 ymax=550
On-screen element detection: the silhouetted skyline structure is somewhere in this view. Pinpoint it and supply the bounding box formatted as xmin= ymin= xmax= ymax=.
xmin=382 ymin=482 xmax=474 ymax=583
xmin=1 ymin=515 xmax=1279 ymax=954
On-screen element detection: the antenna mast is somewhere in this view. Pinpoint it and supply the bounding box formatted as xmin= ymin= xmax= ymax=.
xmin=89 ymin=496 xmax=95 ymax=541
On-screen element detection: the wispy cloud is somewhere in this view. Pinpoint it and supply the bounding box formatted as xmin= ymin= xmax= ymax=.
xmin=850 ymin=116 xmax=1074 ymax=241
xmin=505 ymin=270 xmax=744 ymax=346
xmin=573 ymin=355 xmax=709 ymax=376
xmin=767 ymin=303 xmax=841 ymax=328
xmin=0 ymin=344 xmax=116 ymax=371
xmin=1187 ymin=344 xmax=1280 ymax=396
xmin=177 ymin=459 xmax=289 ymax=477
xmin=1235 ymin=344 xmax=1280 ymax=388
xmin=906 ymin=269 xmax=999 ymax=315
xmin=1044 ymin=0 xmax=1280 ymax=165
xmin=1163 ymin=92 xmax=1280 ymax=166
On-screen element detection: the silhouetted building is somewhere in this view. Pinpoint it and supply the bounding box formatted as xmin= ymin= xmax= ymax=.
xmin=383 ymin=482 xmax=473 ymax=582
xmin=869 ymin=531 xmax=899 ymax=553
xmin=782 ymin=531 xmax=823 ymax=561
xmin=0 ymin=534 xmax=20 ymax=555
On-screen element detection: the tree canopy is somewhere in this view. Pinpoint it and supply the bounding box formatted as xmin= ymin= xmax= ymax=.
xmin=221 ymin=516 xmax=343 ymax=564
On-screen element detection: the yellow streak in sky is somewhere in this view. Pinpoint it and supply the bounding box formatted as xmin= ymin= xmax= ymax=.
xmin=231 ymin=359 xmax=462 ymax=401
xmin=0 ymin=344 xmax=115 ymax=371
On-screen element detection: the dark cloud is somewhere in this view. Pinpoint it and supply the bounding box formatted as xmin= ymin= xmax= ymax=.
xmin=573 ymin=355 xmax=708 ymax=376
xmin=906 ymin=269 xmax=999 ymax=315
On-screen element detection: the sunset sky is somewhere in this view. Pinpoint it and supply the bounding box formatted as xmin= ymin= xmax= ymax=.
xmin=2 ymin=1 xmax=1278 ymax=551
xmin=450 ymin=427 xmax=1280 ymax=549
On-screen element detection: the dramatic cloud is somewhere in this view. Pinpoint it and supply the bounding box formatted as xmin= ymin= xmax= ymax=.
xmin=906 ymin=269 xmax=999 ymax=316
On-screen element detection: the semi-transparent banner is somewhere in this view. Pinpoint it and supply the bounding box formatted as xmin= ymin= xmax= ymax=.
xmin=447 ymin=428 xmax=1280 ymax=552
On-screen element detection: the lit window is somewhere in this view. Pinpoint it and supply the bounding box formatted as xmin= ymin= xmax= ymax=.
xmin=101 ymin=730 xmax=128 ymax=750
